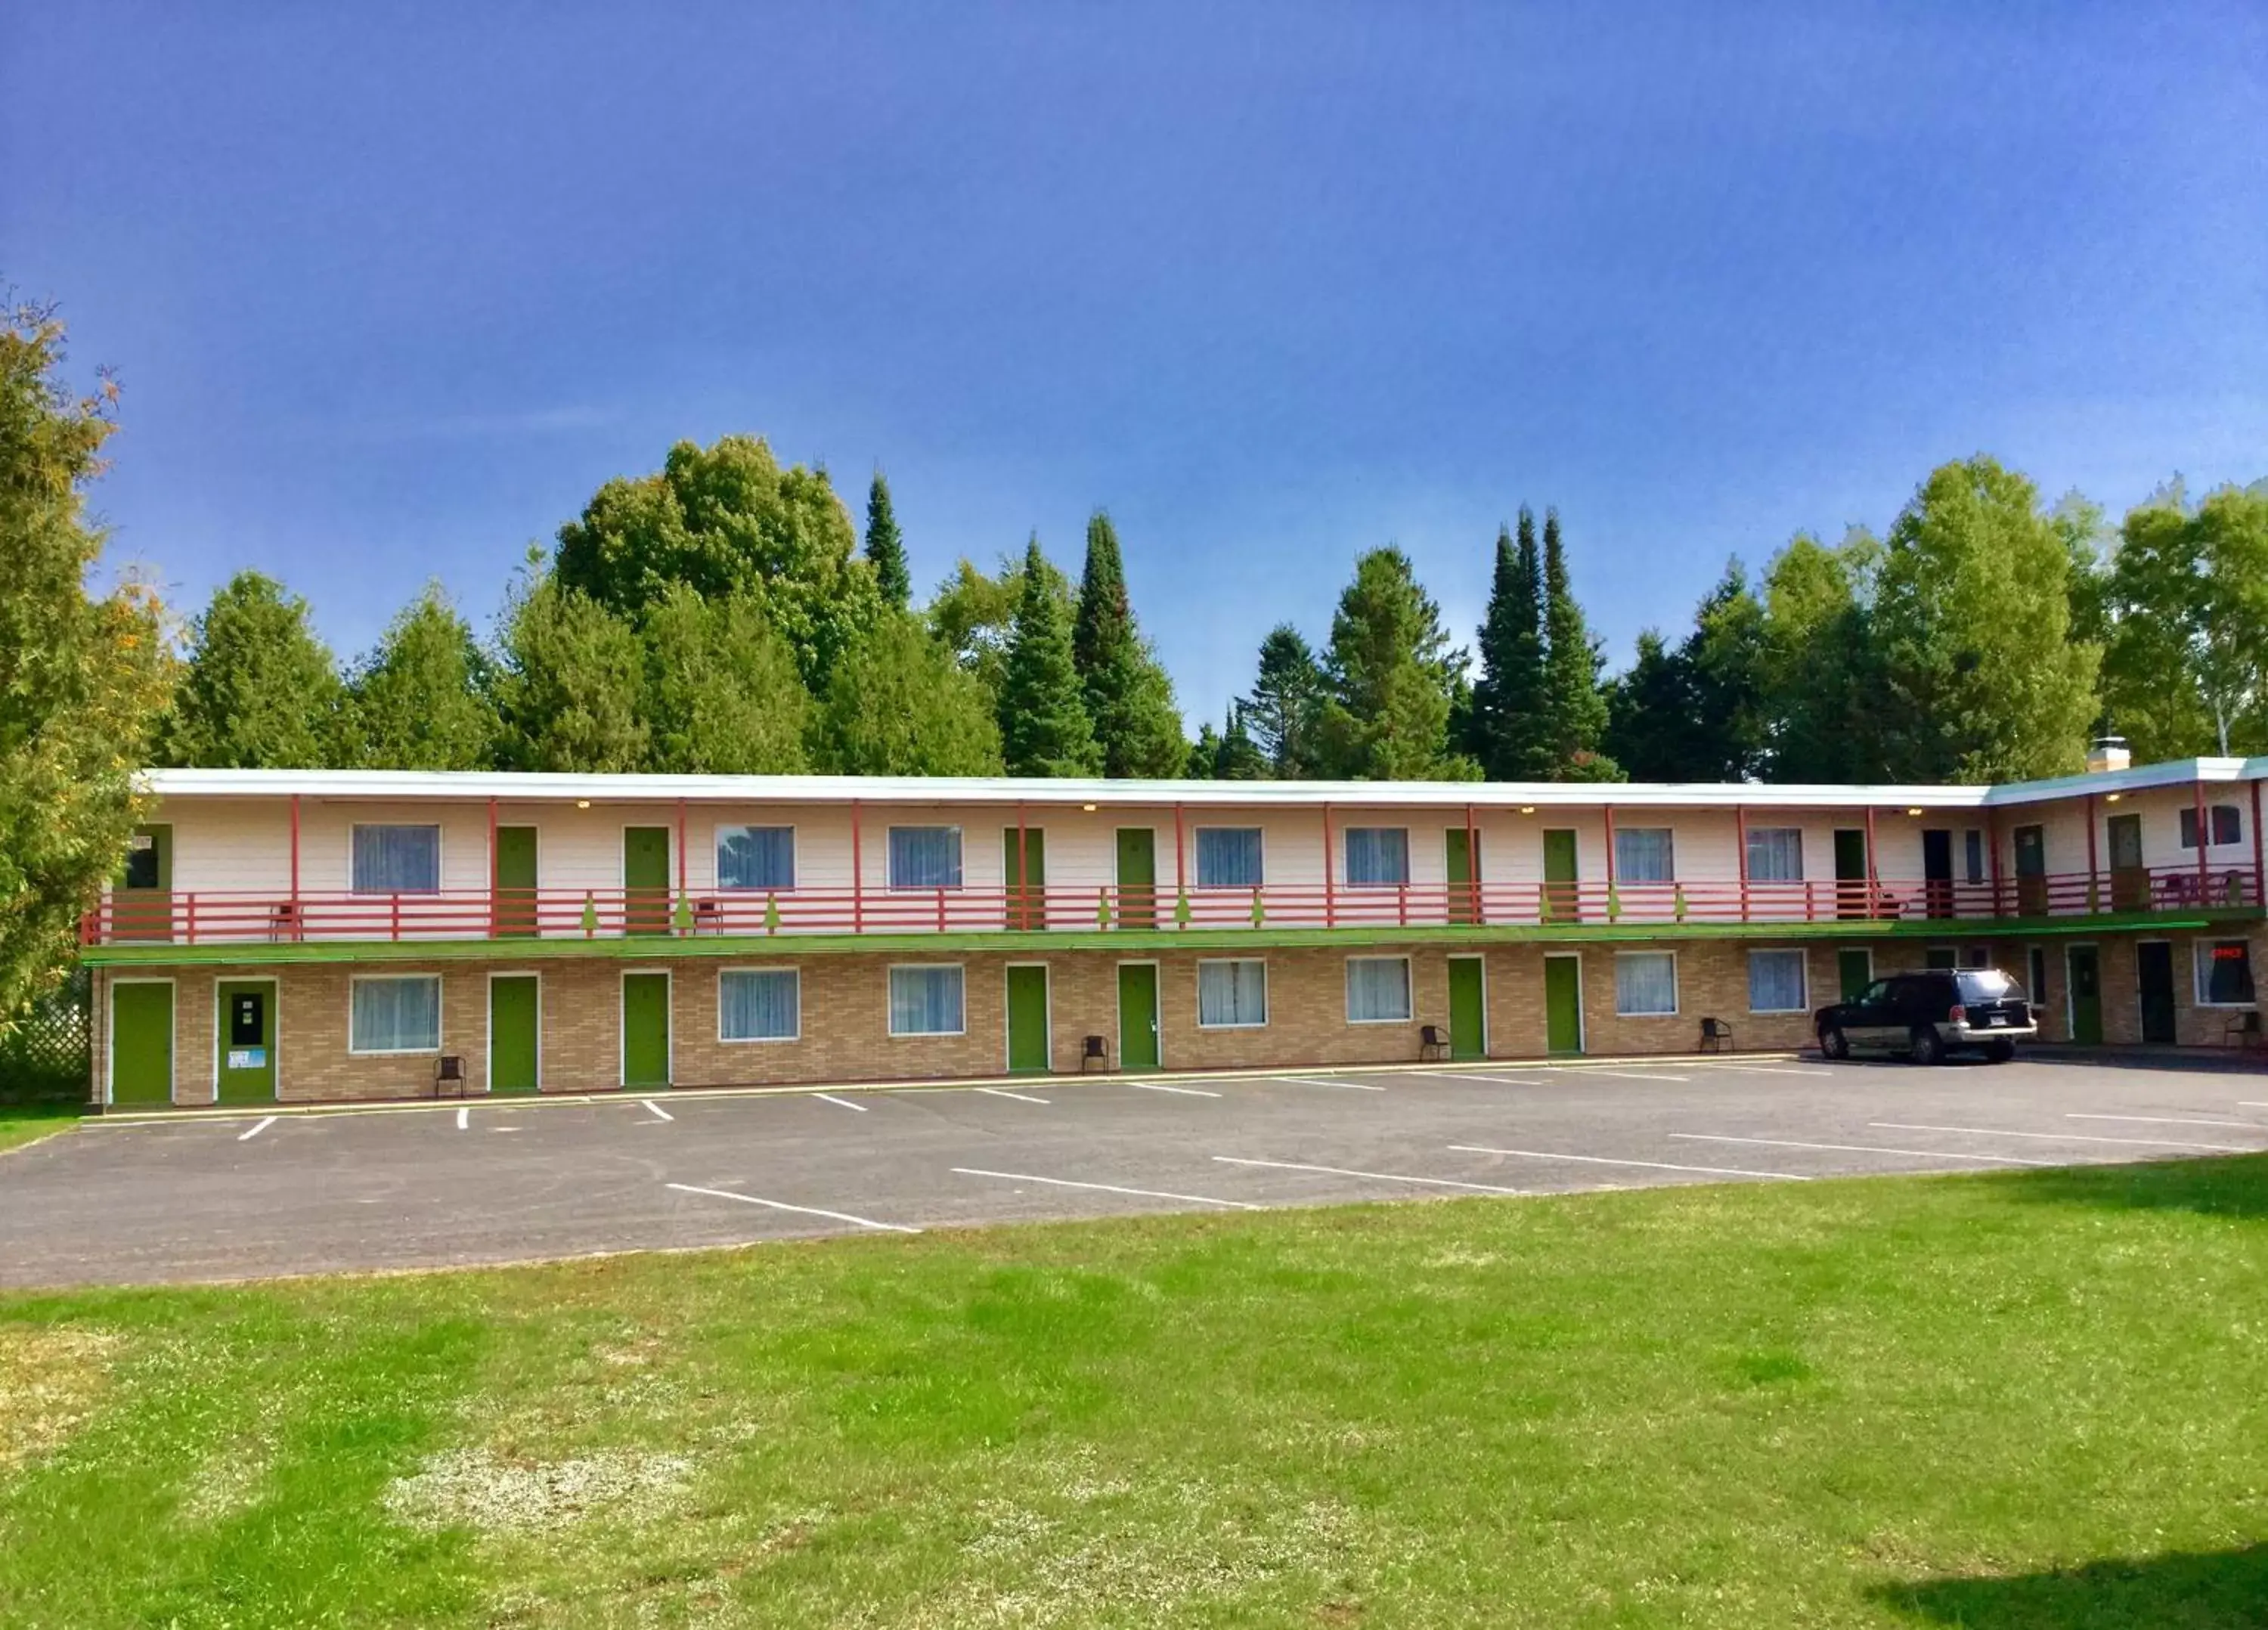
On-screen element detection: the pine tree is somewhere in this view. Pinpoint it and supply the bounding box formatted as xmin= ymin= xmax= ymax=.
xmin=165 ymin=571 xmax=344 ymax=767
xmin=491 ymin=565 xmax=651 ymax=772
xmin=864 ymin=470 xmax=911 ymax=609
xmin=1468 ymin=510 xmax=1551 ymax=779
xmin=1313 ymin=547 xmax=1479 ymax=780
xmin=810 ymin=610 xmax=1003 ymax=774
xmin=1214 ymin=705 xmax=1269 ymax=779
xmin=642 ymin=585 xmax=810 ymax=773
xmin=336 ymin=583 xmax=500 ymax=770
xmin=998 ymin=537 xmax=1104 ymax=776
xmin=1240 ymin=624 xmax=1327 ymax=777
xmin=1540 ymin=508 xmax=1614 ymax=779
xmin=1071 ymin=511 xmax=1185 ymax=776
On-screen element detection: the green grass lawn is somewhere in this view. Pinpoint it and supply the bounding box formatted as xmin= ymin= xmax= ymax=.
xmin=2 ymin=1158 xmax=2264 ymax=1629
xmin=0 ymin=1102 xmax=82 ymax=1156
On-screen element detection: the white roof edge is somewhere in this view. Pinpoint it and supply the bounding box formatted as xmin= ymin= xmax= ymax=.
xmin=135 ymin=763 xmax=2254 ymax=810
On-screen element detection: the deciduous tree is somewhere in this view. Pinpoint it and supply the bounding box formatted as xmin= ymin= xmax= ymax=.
xmin=811 ymin=612 xmax=1003 ymax=775
xmin=490 ymin=565 xmax=650 ymax=772
xmin=2099 ymin=484 xmax=2268 ymax=758
xmin=642 ymin=585 xmax=810 ymax=773
xmin=166 ymin=571 xmax=342 ymax=768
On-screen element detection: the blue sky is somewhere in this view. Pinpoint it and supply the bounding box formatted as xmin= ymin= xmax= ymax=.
xmin=6 ymin=2 xmax=2263 ymax=727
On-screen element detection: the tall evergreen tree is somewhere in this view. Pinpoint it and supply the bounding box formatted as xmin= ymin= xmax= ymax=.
xmin=165 ymin=571 xmax=343 ymax=767
xmin=1070 ymin=511 xmax=1186 ymax=776
xmin=997 ymin=537 xmax=1104 ymax=776
xmin=1538 ymin=508 xmax=1616 ymax=779
xmin=864 ymin=470 xmax=911 ymax=609
xmin=1240 ymin=624 xmax=1327 ymax=777
xmin=1313 ymin=547 xmax=1479 ymax=780
xmin=1213 ymin=705 xmax=1269 ymax=780
xmin=929 ymin=551 xmax=1073 ymax=708
xmin=1468 ymin=510 xmax=1551 ymax=779
xmin=642 ymin=585 xmax=810 ymax=773
xmin=810 ymin=610 xmax=1004 ymax=775
xmin=491 ymin=565 xmax=651 ymax=772
xmin=1602 ymin=631 xmax=1699 ymax=780
xmin=336 ymin=584 xmax=500 ymax=770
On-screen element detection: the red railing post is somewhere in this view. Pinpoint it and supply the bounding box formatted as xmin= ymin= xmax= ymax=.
xmin=2195 ymin=777 xmax=2211 ymax=903
xmin=290 ymin=793 xmax=303 ymax=941
xmin=2252 ymin=779 xmax=2264 ymax=907
xmin=1987 ymin=807 xmax=2004 ymax=918
xmin=486 ymin=795 xmax=497 ymax=940
xmin=2085 ymin=792 xmax=2099 ymax=914
xmin=391 ymin=893 xmax=401 ymax=941
xmin=185 ymin=893 xmax=197 ymax=945
xmin=1016 ymin=800 xmax=1029 ymax=931
xmin=936 ymin=886 xmax=947 ymax=933
xmin=1173 ymin=802 xmax=1187 ymax=924
xmin=1864 ymin=806 xmax=1879 ymax=916
xmin=850 ymin=799 xmax=864 ymax=934
xmin=1322 ymin=801 xmax=1336 ymax=928
xmin=1464 ymin=801 xmax=1479 ymax=926
xmin=1735 ymin=803 xmax=1749 ymax=923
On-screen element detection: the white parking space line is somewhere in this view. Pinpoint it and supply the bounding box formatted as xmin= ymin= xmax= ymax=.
xmin=1269 ymin=1076 xmax=1388 ymax=1092
xmin=953 ymin=1167 xmax=1259 ymax=1210
xmin=1128 ymin=1081 xmax=1222 ymax=1099
xmin=1872 ymin=1121 xmax=2260 ymax=1153
xmin=1448 ymin=1143 xmax=1808 ymax=1181
xmin=976 ymin=1087 xmax=1051 ymax=1105
xmin=455 ymin=1107 xmax=469 ymax=1130
xmin=2242 ymin=1102 xmax=2268 ymax=1110
xmin=641 ymin=1099 xmax=674 ymax=1123
xmin=665 ymin=1182 xmax=920 ymax=1235
xmin=1412 ymin=1072 xmax=1551 ymax=1087
xmin=1688 ymin=1062 xmax=1836 ymax=1077
xmin=2068 ymin=1112 xmax=2260 ymax=1130
xmin=236 ymin=1116 xmax=277 ymax=1143
xmin=1568 ymin=1068 xmax=1690 ymax=1083
xmin=1670 ymin=1133 xmax=2056 ymax=1167
xmin=814 ymin=1093 xmax=869 ymax=1114
xmin=1212 ymin=1155 xmax=1526 ymax=1195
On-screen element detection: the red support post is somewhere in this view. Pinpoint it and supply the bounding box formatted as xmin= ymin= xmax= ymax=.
xmin=2251 ymin=779 xmax=2263 ymax=908
xmin=677 ymin=797 xmax=689 ymax=935
xmin=1603 ymin=804 xmax=1617 ymax=914
xmin=1173 ymin=802 xmax=1186 ymax=906
xmin=1864 ymin=806 xmax=1879 ymax=916
xmin=1322 ymin=801 xmax=1335 ymax=928
xmin=290 ymin=793 xmax=303 ymax=941
xmin=1464 ymin=801 xmax=1479 ymax=925
xmin=2086 ymin=792 xmax=2099 ymax=913
xmin=485 ymin=795 xmax=496 ymax=939
xmin=1987 ymin=807 xmax=2004 ymax=918
xmin=1734 ymin=803 xmax=1748 ymax=923
xmin=850 ymin=799 xmax=864 ymax=934
xmin=1016 ymin=800 xmax=1029 ymax=931
xmin=2195 ymin=777 xmax=2210 ymax=902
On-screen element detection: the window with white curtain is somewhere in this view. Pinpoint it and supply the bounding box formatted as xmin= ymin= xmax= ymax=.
xmin=1195 ymin=828 xmax=1263 ymax=888
xmin=719 ymin=968 xmax=799 ymax=1041
xmin=888 ymin=965 xmax=965 ymax=1035
xmin=1197 ymin=959 xmax=1268 ymax=1027
xmin=1614 ymin=952 xmax=1678 ymax=1016
xmin=888 ymin=826 xmax=962 ymax=889
xmin=352 ymin=824 xmax=441 ymax=893
xmin=1745 ymin=827 xmax=1803 ymax=882
xmin=1614 ymin=827 xmax=1675 ymax=882
xmin=1343 ymin=827 xmax=1410 ymax=886
xmin=349 ymin=975 xmax=441 ymax=1052
xmin=1345 ymin=956 xmax=1413 ymax=1023
xmin=1747 ymin=950 xmax=1808 ymax=1013
xmin=717 ymin=826 xmax=795 ymax=891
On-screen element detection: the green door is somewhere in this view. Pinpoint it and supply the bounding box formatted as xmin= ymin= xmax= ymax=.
xmin=215 ymin=980 xmax=277 ymax=1103
xmin=1447 ymin=957 xmax=1486 ymax=1059
xmin=1446 ymin=829 xmax=1479 ymax=925
xmin=624 ymin=828 xmax=671 ymax=935
xmin=1003 ymin=829 xmax=1047 ymax=930
xmin=1542 ymin=829 xmax=1579 ymax=923
xmin=1544 ymin=956 xmax=1583 ymax=1055
xmin=1837 ymin=948 xmax=1873 ymax=1002
xmin=110 ymin=981 xmax=173 ymax=1106
xmin=1115 ymin=829 xmax=1157 ymax=928
xmin=116 ymin=823 xmax=172 ymax=941
xmin=621 ymin=972 xmax=671 ymax=1086
xmin=489 ymin=975 xmax=540 ymax=1093
xmin=1006 ymin=965 xmax=1051 ymax=1073
xmin=495 ymin=826 xmax=538 ymax=937
xmin=1117 ymin=963 xmax=1160 ymax=1071
xmin=2067 ymin=947 xmax=2103 ymax=1045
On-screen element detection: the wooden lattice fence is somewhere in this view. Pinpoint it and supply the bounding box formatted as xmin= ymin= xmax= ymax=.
xmin=2 ymin=966 xmax=91 ymax=1101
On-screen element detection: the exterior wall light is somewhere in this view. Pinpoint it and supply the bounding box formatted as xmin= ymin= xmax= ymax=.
xmin=1905 ymin=807 xmax=1923 ymax=816
xmin=575 ymin=799 xmax=591 ymax=809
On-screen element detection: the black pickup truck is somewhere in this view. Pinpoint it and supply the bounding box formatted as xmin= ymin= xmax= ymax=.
xmin=1815 ymin=968 xmax=2036 ymax=1064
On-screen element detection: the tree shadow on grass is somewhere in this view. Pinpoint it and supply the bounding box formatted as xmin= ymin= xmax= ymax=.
xmin=1873 ymin=1542 xmax=2268 ymax=1628
xmin=1979 ymin=1153 xmax=2268 ymax=1221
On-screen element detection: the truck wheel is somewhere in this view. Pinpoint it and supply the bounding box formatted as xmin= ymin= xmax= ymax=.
xmin=1909 ymin=1025 xmax=1945 ymax=1065
xmin=1820 ymin=1024 xmax=1850 ymax=1060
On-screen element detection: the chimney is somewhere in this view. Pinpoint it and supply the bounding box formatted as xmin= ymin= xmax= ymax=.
xmin=2085 ymin=736 xmax=2130 ymax=775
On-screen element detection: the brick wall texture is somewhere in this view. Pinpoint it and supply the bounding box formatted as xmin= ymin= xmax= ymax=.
xmin=90 ymin=925 xmax=2263 ymax=1104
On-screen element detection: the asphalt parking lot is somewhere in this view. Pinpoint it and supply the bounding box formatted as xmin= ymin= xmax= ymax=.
xmin=5 ymin=1052 xmax=2266 ymax=1288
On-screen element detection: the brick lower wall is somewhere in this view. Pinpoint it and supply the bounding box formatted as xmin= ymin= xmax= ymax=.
xmin=86 ymin=926 xmax=2265 ymax=1103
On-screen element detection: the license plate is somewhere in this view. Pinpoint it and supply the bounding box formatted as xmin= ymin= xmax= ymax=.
xmin=1986 ymin=1016 xmax=2006 ymax=1027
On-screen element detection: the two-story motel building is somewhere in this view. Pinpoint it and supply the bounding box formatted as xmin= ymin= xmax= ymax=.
xmin=81 ymin=750 xmax=2266 ymax=1106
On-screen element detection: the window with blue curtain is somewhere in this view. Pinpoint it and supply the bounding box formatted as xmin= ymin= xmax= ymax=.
xmin=1745 ymin=828 xmax=1802 ymax=882
xmin=1615 ymin=952 xmax=1678 ymax=1015
xmin=717 ymin=826 xmax=795 ymax=891
xmin=349 ymin=976 xmax=441 ymax=1052
xmin=1194 ymin=828 xmax=1263 ymax=888
xmin=2180 ymin=805 xmax=2244 ymax=848
xmin=1197 ymin=960 xmax=1268 ymax=1027
xmin=719 ymin=969 xmax=799 ymax=1040
xmin=1343 ymin=827 xmax=1410 ymax=886
xmin=1345 ymin=956 xmax=1412 ymax=1023
xmin=1613 ymin=827 xmax=1675 ymax=883
xmin=888 ymin=826 xmax=962 ymax=889
xmin=1747 ymin=950 xmax=1808 ymax=1013
xmin=352 ymin=824 xmax=441 ymax=892
xmin=888 ymin=965 xmax=965 ymax=1034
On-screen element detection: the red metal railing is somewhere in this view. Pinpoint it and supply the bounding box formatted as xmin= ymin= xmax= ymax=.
xmin=80 ymin=862 xmax=2262 ymax=948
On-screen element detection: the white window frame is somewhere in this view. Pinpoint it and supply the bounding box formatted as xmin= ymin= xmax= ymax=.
xmin=2193 ymin=939 xmax=2257 ymax=1008
xmin=888 ymin=963 xmax=966 ymax=1037
xmin=1746 ymin=948 xmax=1809 ymax=1015
xmin=1193 ymin=826 xmax=1266 ymax=889
xmin=714 ymin=823 xmax=797 ymax=892
xmin=349 ymin=823 xmax=444 ymax=894
xmin=348 ymin=973 xmax=444 ymax=1055
xmin=2178 ymin=804 xmax=2245 ymax=850
xmin=1195 ymin=958 xmax=1269 ymax=1029
xmin=886 ymin=826 xmax=964 ymax=891
xmin=1344 ymin=955 xmax=1414 ymax=1025
xmin=717 ymin=966 xmax=801 ymax=1043
xmin=1343 ymin=826 xmax=1411 ymax=888
xmin=1613 ymin=950 xmax=1679 ymax=1018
